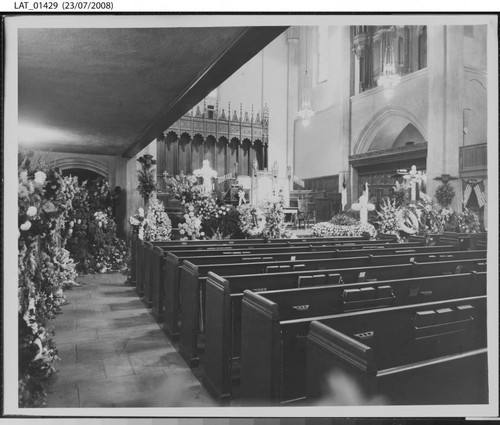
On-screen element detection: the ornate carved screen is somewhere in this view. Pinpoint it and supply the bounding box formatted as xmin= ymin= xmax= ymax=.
xmin=157 ymin=103 xmax=269 ymax=191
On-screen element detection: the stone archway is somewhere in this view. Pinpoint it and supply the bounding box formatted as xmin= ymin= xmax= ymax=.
xmin=350 ymin=107 xmax=427 ymax=207
xmin=54 ymin=156 xmax=109 ymax=181
xmin=353 ymin=106 xmax=427 ymax=155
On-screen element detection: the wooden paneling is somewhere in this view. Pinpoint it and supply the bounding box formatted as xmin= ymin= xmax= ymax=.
xmin=460 ymin=143 xmax=487 ymax=176
xmin=302 ymin=175 xmax=341 ymax=221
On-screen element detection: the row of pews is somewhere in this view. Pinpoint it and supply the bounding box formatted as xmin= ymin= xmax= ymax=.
xmin=131 ymin=232 xmax=488 ymax=406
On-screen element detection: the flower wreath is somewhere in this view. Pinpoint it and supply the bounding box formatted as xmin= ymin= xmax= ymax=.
xmin=237 ymin=204 xmax=266 ymax=237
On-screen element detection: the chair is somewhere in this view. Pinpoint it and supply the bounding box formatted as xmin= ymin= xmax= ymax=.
xmin=297 ymin=199 xmax=308 ymax=229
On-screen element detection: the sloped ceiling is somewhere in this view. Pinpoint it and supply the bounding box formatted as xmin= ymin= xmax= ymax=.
xmin=18 ymin=26 xmax=286 ymax=157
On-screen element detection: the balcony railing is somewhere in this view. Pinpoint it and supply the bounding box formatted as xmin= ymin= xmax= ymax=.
xmin=459 ymin=143 xmax=487 ymax=176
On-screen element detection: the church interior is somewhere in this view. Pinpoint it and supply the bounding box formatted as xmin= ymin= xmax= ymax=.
xmin=8 ymin=15 xmax=496 ymax=417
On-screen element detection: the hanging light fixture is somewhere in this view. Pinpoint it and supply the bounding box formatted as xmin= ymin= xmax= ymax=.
xmin=377 ymin=27 xmax=401 ymax=99
xmin=297 ymin=27 xmax=315 ymax=127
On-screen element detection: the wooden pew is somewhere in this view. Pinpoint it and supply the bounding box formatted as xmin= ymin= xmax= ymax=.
xmin=439 ymin=232 xmax=472 ymax=251
xmin=157 ymin=241 xmax=430 ymax=340
xmin=136 ymin=236 xmax=376 ymax=302
xmin=179 ymin=255 xmax=486 ymax=367
xmin=158 ymin=241 xmax=439 ymax=334
xmin=208 ymin=270 xmax=486 ymax=403
xmin=306 ymin=296 xmax=487 ymax=405
xmin=471 ymin=232 xmax=488 ymax=250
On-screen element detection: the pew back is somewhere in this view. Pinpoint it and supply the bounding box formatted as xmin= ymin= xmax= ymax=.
xmin=180 ymin=256 xmax=486 ymax=366
xmin=306 ymin=296 xmax=488 ymax=404
xmin=240 ymin=272 xmax=487 ymax=404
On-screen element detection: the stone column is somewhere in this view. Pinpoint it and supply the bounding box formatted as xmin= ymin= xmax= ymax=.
xmin=286 ymin=27 xmax=300 ymax=192
xmin=426 ymin=25 xmax=464 ymax=211
xmin=338 ymin=26 xmax=354 ymax=208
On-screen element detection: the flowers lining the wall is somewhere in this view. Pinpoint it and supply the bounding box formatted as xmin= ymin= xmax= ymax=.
xmin=65 ymin=179 xmax=127 ymax=274
xmin=18 ymin=153 xmax=78 ymax=407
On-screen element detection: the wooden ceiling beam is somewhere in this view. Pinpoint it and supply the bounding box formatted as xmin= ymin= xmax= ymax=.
xmin=122 ymin=26 xmax=288 ymax=158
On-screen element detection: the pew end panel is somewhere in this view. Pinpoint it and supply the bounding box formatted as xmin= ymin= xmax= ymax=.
xmin=164 ymin=252 xmax=182 ymax=340
xmin=179 ymin=261 xmax=202 ymax=367
xmin=135 ymin=240 xmax=145 ymax=296
xmin=129 ymin=238 xmax=137 ymax=287
xmin=241 ymin=290 xmax=282 ymax=405
xmin=305 ymin=321 xmax=377 ymax=403
xmin=151 ymin=246 xmax=166 ymax=321
xmin=142 ymin=241 xmax=154 ymax=307
xmin=202 ymin=273 xmax=232 ymax=403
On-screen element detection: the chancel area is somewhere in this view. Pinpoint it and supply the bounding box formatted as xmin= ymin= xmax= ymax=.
xmin=11 ymin=16 xmax=495 ymax=412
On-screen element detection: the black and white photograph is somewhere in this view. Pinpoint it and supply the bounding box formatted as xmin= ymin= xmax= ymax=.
xmin=2 ymin=10 xmax=498 ymax=421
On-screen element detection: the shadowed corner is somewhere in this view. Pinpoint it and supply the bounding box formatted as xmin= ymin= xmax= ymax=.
xmin=314 ymin=368 xmax=389 ymax=406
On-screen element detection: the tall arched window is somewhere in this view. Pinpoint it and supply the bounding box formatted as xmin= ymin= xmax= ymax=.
xmin=418 ymin=26 xmax=427 ymax=70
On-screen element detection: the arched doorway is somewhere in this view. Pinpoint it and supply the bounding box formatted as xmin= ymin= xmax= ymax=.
xmin=61 ymin=168 xmax=104 ymax=186
xmin=350 ymin=110 xmax=427 ymax=208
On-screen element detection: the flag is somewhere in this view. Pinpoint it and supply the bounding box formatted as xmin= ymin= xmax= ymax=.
xmin=463 ymin=181 xmax=473 ymax=206
xmin=474 ymin=181 xmax=487 ymax=208
xmin=341 ymin=176 xmax=347 ymax=211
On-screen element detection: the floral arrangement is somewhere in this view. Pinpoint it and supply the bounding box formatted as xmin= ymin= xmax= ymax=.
xmin=93 ymin=211 xmax=109 ymax=228
xmin=237 ymin=204 xmax=267 ymax=237
xmin=414 ymin=194 xmax=444 ymax=234
xmin=129 ymin=207 xmax=146 ymax=240
xmin=143 ymin=199 xmax=172 ymax=241
xmin=457 ymin=208 xmax=481 ymax=233
xmin=164 ymin=172 xmax=203 ymax=205
xmin=375 ymin=198 xmax=404 ymax=241
xmin=392 ymin=180 xmax=411 ymax=208
xmin=311 ymin=221 xmax=377 ymax=238
xmin=137 ymin=154 xmax=158 ymax=204
xmin=261 ymin=191 xmax=291 ymax=239
xmin=435 ymin=182 xmax=455 ymax=208
xmin=179 ymin=212 xmax=204 ymax=240
xmin=65 ymin=179 xmax=127 ymax=274
xmin=329 ymin=213 xmax=359 ymax=227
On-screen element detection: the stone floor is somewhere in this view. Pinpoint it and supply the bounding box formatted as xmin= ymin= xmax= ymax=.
xmin=46 ymin=273 xmax=215 ymax=408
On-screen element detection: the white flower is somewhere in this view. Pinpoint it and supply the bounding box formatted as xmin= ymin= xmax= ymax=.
xmin=179 ymin=229 xmax=185 ymax=235
xmin=129 ymin=217 xmax=140 ymax=226
xmin=26 ymin=206 xmax=37 ymax=217
xmin=20 ymin=170 xmax=28 ymax=183
xmin=34 ymin=171 xmax=47 ymax=185
xmin=138 ymin=208 xmax=145 ymax=217
xmin=20 ymin=221 xmax=32 ymax=231
xmin=77 ymin=219 xmax=81 ymax=224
